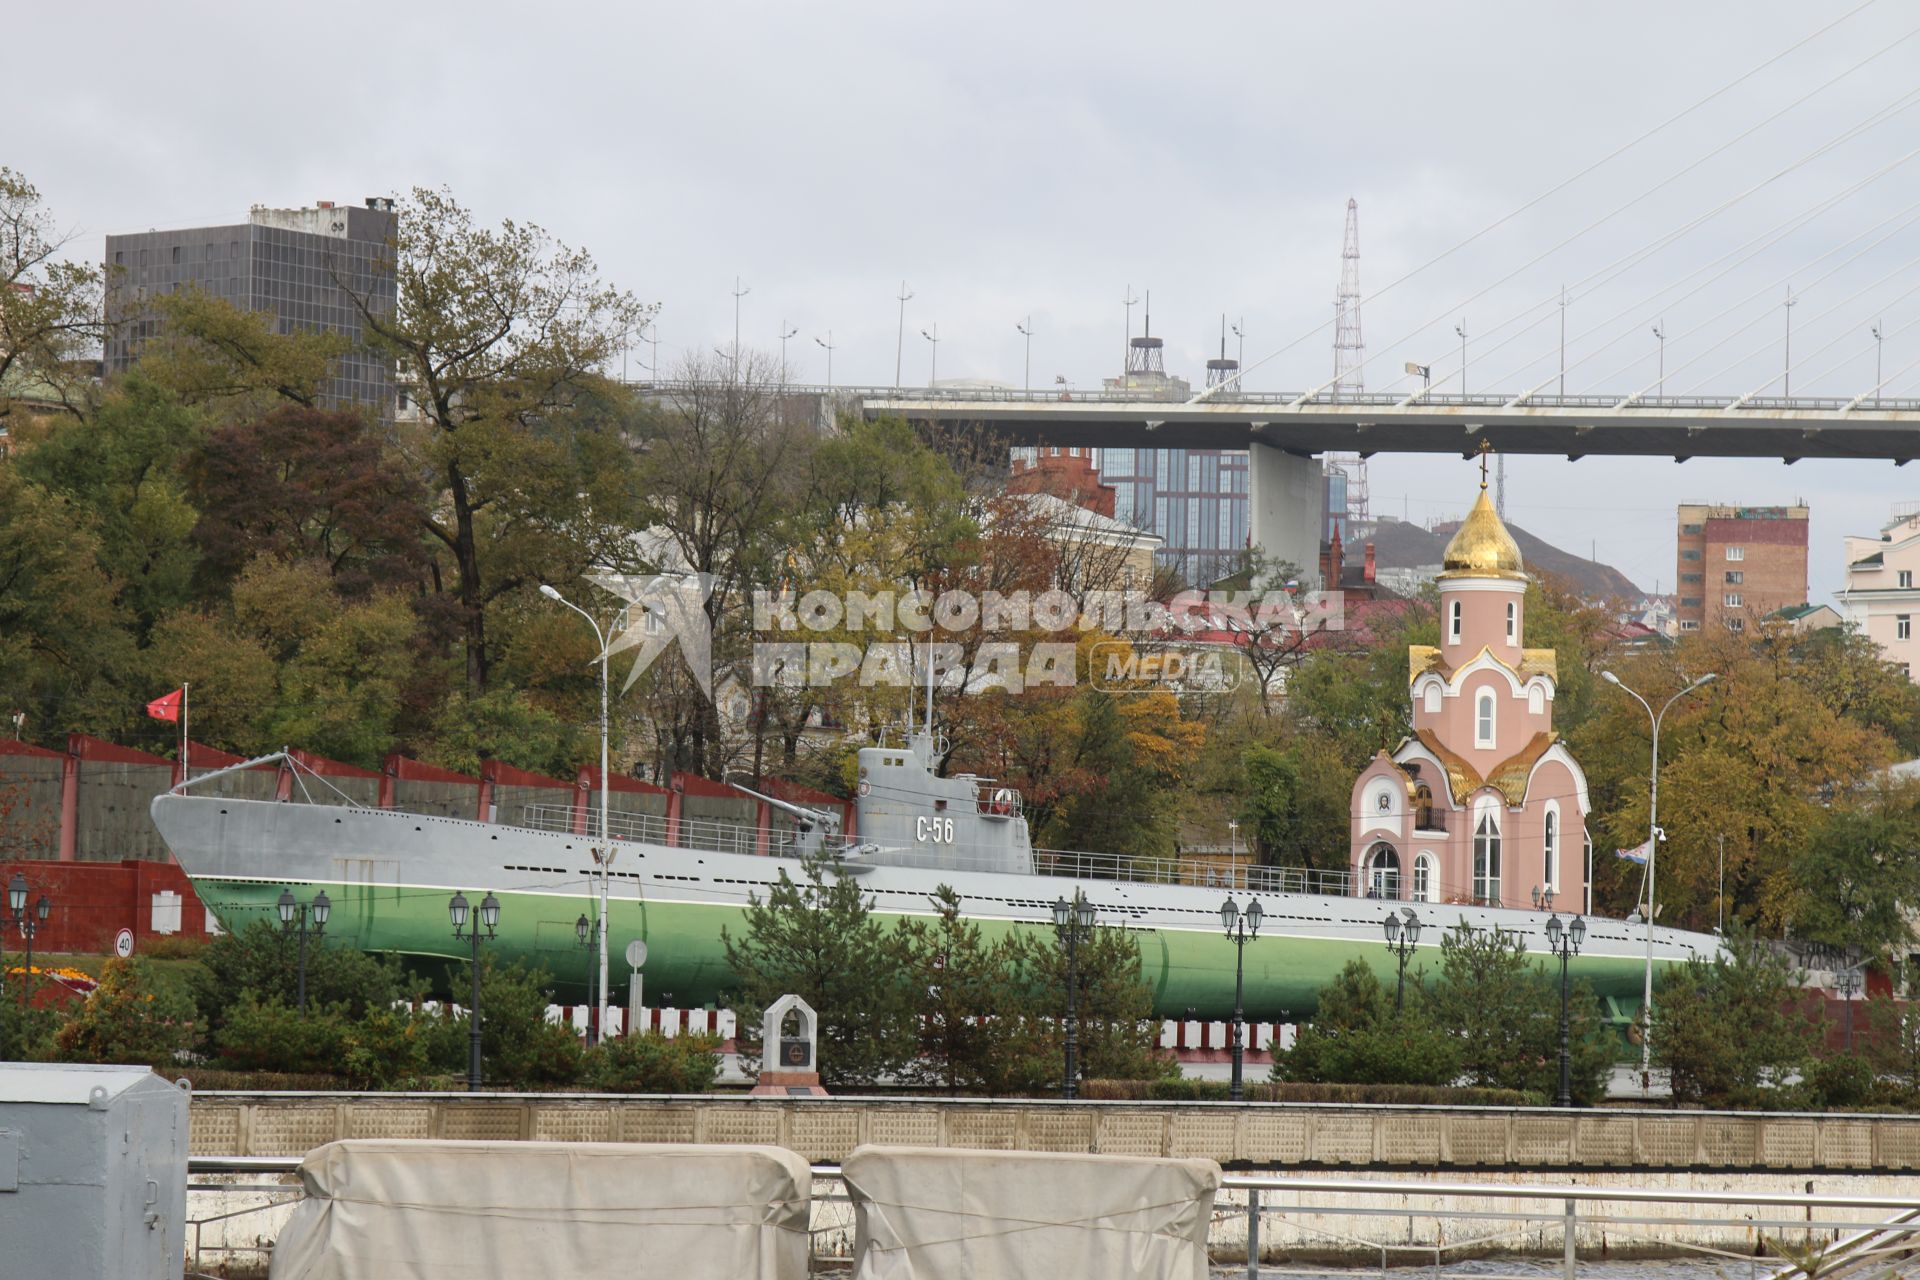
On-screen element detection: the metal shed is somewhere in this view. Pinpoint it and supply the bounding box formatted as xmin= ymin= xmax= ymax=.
xmin=0 ymin=1062 xmax=189 ymax=1279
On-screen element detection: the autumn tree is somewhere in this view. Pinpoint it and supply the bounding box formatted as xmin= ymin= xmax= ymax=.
xmin=136 ymin=289 xmax=347 ymax=413
xmin=187 ymin=405 xmax=429 ymax=594
xmin=0 ymin=168 xmax=103 ymax=423
xmin=339 ymin=186 xmax=652 ymax=695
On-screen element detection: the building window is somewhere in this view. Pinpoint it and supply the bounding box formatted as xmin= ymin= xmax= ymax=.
xmin=1725 ymin=571 xmax=1743 ymax=584
xmin=1505 ymin=601 xmax=1517 ymax=641
xmin=1680 ymin=573 xmax=1702 ymax=584
xmin=1544 ymin=807 xmax=1560 ymax=893
xmin=1726 ymin=546 xmax=1745 ymax=561
xmin=1476 ymin=691 xmax=1496 ymax=749
xmin=1903 ymin=571 xmax=1914 ymax=589
xmin=1680 ymin=596 xmax=1703 ymax=608
xmin=1413 ymin=854 xmax=1434 ymax=903
xmin=1727 ymin=617 xmax=1745 ymax=632
xmin=1681 ymin=523 xmax=1704 ymax=534
xmin=1680 ymin=550 xmax=1702 ymax=562
xmin=1725 ymin=593 xmax=1742 ymax=608
xmin=1900 ymin=615 xmax=1912 ymax=642
xmin=1448 ymin=600 xmax=1462 ymax=645
xmin=1680 ymin=619 xmax=1700 ymax=632
xmin=1473 ymin=813 xmax=1502 ymax=904
xmin=1413 ymin=784 xmax=1434 ymax=830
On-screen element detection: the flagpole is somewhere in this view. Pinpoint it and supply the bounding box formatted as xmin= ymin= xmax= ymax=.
xmin=181 ymin=682 xmax=190 ymax=782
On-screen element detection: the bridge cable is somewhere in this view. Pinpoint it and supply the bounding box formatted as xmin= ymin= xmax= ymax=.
xmin=1189 ymin=0 xmax=1891 ymax=402
xmin=1480 ymin=133 xmax=1920 ymax=399
xmin=1306 ymin=22 xmax=1920 ymax=406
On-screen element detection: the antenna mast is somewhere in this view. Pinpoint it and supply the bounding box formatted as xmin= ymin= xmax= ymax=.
xmin=1333 ymin=198 xmax=1365 ymax=403
xmin=1206 ymin=313 xmax=1240 ymax=389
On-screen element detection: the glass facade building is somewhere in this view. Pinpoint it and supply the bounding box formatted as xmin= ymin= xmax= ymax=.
xmin=1012 ymin=446 xmax=1251 ymax=585
xmin=104 ymin=201 xmax=397 ymax=413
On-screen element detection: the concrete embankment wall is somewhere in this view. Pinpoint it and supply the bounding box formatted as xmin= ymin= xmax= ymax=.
xmin=191 ymin=1094 xmax=1920 ymax=1172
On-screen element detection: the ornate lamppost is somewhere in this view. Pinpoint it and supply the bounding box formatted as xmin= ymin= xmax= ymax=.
xmin=1545 ymin=913 xmax=1587 ymax=1107
xmin=1838 ymin=967 xmax=1863 ymax=1053
xmin=7 ymin=875 xmax=51 ymax=1009
xmin=1051 ymin=890 xmax=1096 ymax=1100
xmin=276 ymin=888 xmax=331 ymax=1014
xmin=1220 ymin=896 xmax=1264 ymax=1101
xmin=450 ymin=891 xmax=500 ymax=1091
xmin=1382 ymin=909 xmax=1422 ymax=1013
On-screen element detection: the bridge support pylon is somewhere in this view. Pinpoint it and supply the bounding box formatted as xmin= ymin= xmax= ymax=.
xmin=1248 ymin=443 xmax=1326 ymax=584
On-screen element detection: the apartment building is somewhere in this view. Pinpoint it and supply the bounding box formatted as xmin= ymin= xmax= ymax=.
xmin=1674 ymin=503 xmax=1809 ymax=633
xmin=1837 ymin=504 xmax=1920 ymax=679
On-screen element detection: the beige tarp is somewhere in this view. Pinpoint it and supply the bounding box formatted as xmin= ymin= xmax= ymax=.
xmin=840 ymin=1145 xmax=1221 ymax=1280
xmin=269 ymin=1140 xmax=811 ymax=1280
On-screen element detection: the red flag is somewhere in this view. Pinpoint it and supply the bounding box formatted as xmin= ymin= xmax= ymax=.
xmin=146 ymin=688 xmax=184 ymax=723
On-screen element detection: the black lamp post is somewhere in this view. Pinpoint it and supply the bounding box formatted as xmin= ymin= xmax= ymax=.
xmin=1545 ymin=912 xmax=1587 ymax=1107
xmin=276 ymin=887 xmax=331 ymax=1014
xmin=1382 ymin=909 xmax=1422 ymax=1014
xmin=1838 ymin=967 xmax=1863 ymax=1053
xmin=7 ymin=875 xmax=51 ymax=1009
xmin=450 ymin=891 xmax=500 ymax=1091
xmin=575 ymin=913 xmax=594 ymax=1040
xmin=1220 ymin=895 xmax=1264 ymax=1101
xmin=1051 ymin=890 xmax=1096 ymax=1100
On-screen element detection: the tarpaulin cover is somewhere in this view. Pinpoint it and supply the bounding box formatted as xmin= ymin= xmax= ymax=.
xmin=840 ymin=1145 xmax=1222 ymax=1280
xmin=268 ymin=1140 xmax=811 ymax=1280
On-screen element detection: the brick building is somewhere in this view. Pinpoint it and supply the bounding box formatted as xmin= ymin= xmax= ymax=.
xmin=1674 ymin=503 xmax=1809 ymax=633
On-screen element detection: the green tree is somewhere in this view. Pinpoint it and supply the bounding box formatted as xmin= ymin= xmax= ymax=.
xmin=434 ymin=954 xmax=584 ymax=1087
xmin=893 ymin=886 xmax=1034 ymax=1094
xmin=1425 ymin=925 xmax=1611 ymax=1104
xmin=0 ymin=167 xmax=103 ymax=424
xmin=212 ymin=994 xmax=348 ymax=1074
xmin=55 ymin=957 xmax=198 ymax=1069
xmin=583 ymin=1031 xmax=722 ymax=1093
xmin=1653 ymin=926 xmax=1818 ymax=1108
xmin=137 ymin=288 xmax=347 ymax=412
xmin=191 ymin=920 xmax=404 ymax=1035
xmin=1785 ymin=785 xmax=1920 ymax=965
xmin=0 ymin=464 xmax=137 ymax=739
xmin=1003 ymin=920 xmax=1172 ymax=1087
xmin=720 ymin=854 xmax=920 ymax=1088
xmin=342 ymin=186 xmax=650 ymax=695
xmin=1276 ymin=959 xmax=1463 ymax=1087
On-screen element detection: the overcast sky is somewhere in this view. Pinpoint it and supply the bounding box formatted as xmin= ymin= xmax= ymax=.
xmin=17 ymin=1 xmax=1920 ymax=598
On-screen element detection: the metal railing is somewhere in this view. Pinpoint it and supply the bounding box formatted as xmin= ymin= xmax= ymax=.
xmin=508 ymin=803 xmax=1354 ymax=899
xmin=628 ymin=378 xmax=1920 ymax=414
xmin=186 ymin=1157 xmax=1920 ymax=1279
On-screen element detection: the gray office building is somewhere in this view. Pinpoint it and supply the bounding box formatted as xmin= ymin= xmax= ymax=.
xmin=104 ymin=199 xmax=397 ymax=412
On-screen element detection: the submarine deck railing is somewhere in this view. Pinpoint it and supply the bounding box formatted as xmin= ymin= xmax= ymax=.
xmin=517 ymin=802 xmax=1353 ymax=896
xmin=184 ymin=1157 xmax=1920 ymax=1280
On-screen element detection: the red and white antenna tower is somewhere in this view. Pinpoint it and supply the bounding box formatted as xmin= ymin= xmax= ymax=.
xmin=1332 ymin=198 xmax=1364 ymax=401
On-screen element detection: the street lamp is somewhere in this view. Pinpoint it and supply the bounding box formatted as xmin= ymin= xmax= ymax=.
xmin=450 ymin=890 xmax=500 ymax=1091
xmin=1051 ymin=891 xmax=1097 ymax=1100
xmin=1838 ymin=967 xmax=1863 ymax=1052
xmin=275 ymin=887 xmax=331 ymax=1014
xmin=539 ymin=583 xmax=614 ymax=1047
xmin=1017 ymin=317 xmax=1034 ymax=392
xmin=777 ymin=324 xmax=798 ymax=387
xmin=1382 ymin=909 xmax=1422 ymax=1014
xmin=1600 ymin=668 xmax=1717 ymax=1090
xmin=1545 ymin=913 xmax=1587 ymax=1107
xmin=1220 ymin=895 xmax=1264 ymax=1100
xmin=920 ymin=323 xmax=941 ymax=386
xmin=815 ymin=331 xmax=836 ymax=390
xmin=7 ymin=875 xmax=51 ymax=1010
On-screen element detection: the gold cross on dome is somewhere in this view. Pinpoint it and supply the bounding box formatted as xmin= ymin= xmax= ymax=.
xmin=1477 ymin=439 xmax=1492 ymax=490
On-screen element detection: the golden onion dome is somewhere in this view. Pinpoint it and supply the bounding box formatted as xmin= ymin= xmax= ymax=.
xmin=1440 ymin=486 xmax=1526 ymax=580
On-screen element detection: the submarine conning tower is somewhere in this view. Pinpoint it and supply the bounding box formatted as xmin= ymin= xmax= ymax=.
xmin=852 ymin=731 xmax=1035 ymax=874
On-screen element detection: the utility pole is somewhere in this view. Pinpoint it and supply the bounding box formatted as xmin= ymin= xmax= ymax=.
xmin=1455 ymin=319 xmax=1468 ymax=398
xmin=815 ymin=331 xmax=836 ymax=390
xmin=894 ymin=281 xmax=913 ymax=388
xmin=920 ymin=322 xmax=940 ymax=385
xmin=1016 ymin=316 xmax=1033 ymax=392
xmin=1558 ymin=286 xmax=1569 ymax=399
xmin=1652 ymin=321 xmax=1665 ymax=399
xmin=1784 ymin=286 xmax=1796 ymax=398
xmin=1232 ymin=317 xmax=1247 ymax=371
xmin=1874 ymin=320 xmax=1884 ymax=408
xmin=777 ymin=323 xmax=797 ymax=387
xmin=731 ymin=277 xmax=750 ymax=383
xmin=1121 ymin=285 xmax=1138 ymax=386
